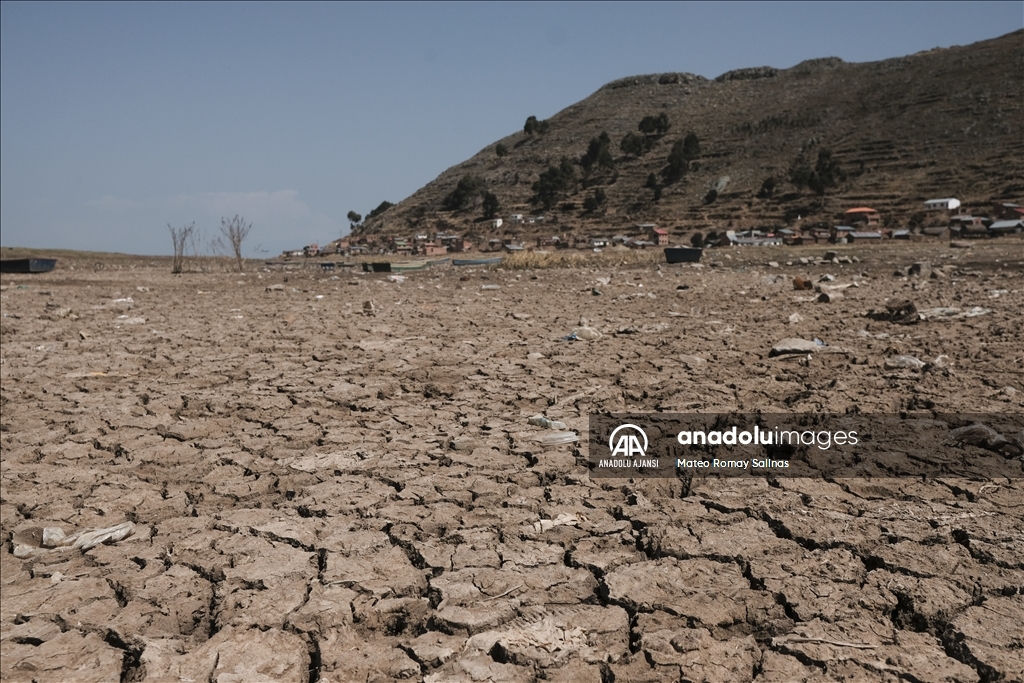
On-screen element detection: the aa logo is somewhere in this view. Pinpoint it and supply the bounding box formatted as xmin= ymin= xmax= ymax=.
xmin=609 ymin=424 xmax=648 ymax=458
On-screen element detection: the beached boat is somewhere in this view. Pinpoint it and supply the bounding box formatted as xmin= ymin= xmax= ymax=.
xmin=452 ymin=256 xmax=503 ymax=266
xmin=389 ymin=260 xmax=432 ymax=272
xmin=664 ymin=247 xmax=703 ymax=264
xmin=0 ymin=258 xmax=57 ymax=273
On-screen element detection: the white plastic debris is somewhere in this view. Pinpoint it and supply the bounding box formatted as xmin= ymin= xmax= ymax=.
xmin=533 ymin=512 xmax=582 ymax=532
xmin=538 ymin=431 xmax=579 ymax=446
xmin=885 ymin=355 xmax=926 ymax=370
xmin=528 ymin=415 xmax=567 ymax=430
xmin=13 ymin=522 xmax=136 ymax=558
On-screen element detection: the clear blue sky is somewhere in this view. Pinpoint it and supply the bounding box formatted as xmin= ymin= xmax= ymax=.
xmin=2 ymin=2 xmax=1020 ymax=256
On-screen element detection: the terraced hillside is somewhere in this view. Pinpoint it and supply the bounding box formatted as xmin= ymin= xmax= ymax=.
xmin=354 ymin=30 xmax=1023 ymax=241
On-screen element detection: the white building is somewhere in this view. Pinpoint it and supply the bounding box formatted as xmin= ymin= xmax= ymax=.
xmin=924 ymin=198 xmax=960 ymax=212
xmin=491 ymin=218 xmax=503 ymax=229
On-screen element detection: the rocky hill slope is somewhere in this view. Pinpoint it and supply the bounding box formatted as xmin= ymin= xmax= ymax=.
xmin=354 ymin=30 xmax=1023 ymax=242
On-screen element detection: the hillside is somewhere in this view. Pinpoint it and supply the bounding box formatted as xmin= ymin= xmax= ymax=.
xmin=353 ymin=30 xmax=1023 ymax=243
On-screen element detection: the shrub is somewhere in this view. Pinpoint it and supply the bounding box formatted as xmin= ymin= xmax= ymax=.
xmin=757 ymin=177 xmax=776 ymax=198
xmin=495 ymin=143 xmax=509 ymax=157
xmin=690 ymin=232 xmax=704 ymax=248
xmin=704 ymin=189 xmax=718 ymax=204
xmin=524 ymin=115 xmax=550 ymax=135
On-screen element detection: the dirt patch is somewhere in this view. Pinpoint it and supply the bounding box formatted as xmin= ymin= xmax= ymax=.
xmin=2 ymin=241 xmax=1022 ymax=682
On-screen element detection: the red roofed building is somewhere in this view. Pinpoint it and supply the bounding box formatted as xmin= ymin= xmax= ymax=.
xmin=650 ymin=227 xmax=669 ymax=245
xmin=844 ymin=207 xmax=880 ymax=227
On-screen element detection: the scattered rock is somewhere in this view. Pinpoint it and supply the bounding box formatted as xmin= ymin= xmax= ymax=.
xmin=908 ymin=261 xmax=932 ymax=278
xmin=769 ymin=338 xmax=820 ymax=356
xmin=885 ymin=355 xmax=926 ymax=370
xmin=883 ymin=299 xmax=919 ymax=324
xmin=570 ymin=326 xmax=602 ymax=341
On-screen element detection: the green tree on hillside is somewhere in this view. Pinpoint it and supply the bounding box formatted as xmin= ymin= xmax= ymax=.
xmin=366 ymin=201 xmax=393 ymax=220
xmin=582 ymin=187 xmax=606 ymax=213
xmin=524 ymin=115 xmax=550 ymax=135
xmin=620 ymin=132 xmax=654 ymax=157
xmin=532 ymin=157 xmax=576 ymax=210
xmin=638 ymin=113 xmax=670 ymax=136
xmin=664 ymin=141 xmax=689 ymax=183
xmin=789 ymin=149 xmax=845 ymax=196
xmin=482 ymin=192 xmax=500 ymax=219
xmin=581 ymin=132 xmax=614 ymax=172
xmin=809 ymin=149 xmax=845 ymax=195
xmin=757 ymin=177 xmax=777 ymax=198
xmin=347 ymin=211 xmax=362 ymax=228
xmin=495 ymin=143 xmax=509 ymax=157
xmin=442 ymin=175 xmax=486 ymax=211
xmin=789 ymin=164 xmax=813 ymax=189
xmin=682 ymin=132 xmax=701 ymax=160
xmin=663 ymin=132 xmax=701 ymax=184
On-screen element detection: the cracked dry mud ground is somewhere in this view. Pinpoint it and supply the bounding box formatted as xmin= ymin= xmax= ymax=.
xmin=1 ymin=241 xmax=1022 ymax=683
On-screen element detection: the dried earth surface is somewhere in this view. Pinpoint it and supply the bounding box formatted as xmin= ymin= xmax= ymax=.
xmin=2 ymin=240 xmax=1023 ymax=682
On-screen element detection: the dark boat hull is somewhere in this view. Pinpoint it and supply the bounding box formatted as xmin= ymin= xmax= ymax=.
xmin=0 ymin=258 xmax=57 ymax=273
xmin=453 ymin=257 xmax=503 ymax=266
xmin=664 ymin=247 xmax=703 ymax=264
xmin=362 ymin=262 xmax=392 ymax=273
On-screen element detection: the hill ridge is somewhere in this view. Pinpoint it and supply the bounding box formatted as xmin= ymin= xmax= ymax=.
xmin=353 ymin=30 xmax=1023 ymax=242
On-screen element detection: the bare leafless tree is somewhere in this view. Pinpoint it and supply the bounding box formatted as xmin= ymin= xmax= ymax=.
xmin=213 ymin=215 xmax=253 ymax=272
xmin=168 ymin=222 xmax=196 ymax=274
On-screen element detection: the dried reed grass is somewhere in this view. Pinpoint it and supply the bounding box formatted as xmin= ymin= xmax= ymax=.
xmin=501 ymin=247 xmax=664 ymax=270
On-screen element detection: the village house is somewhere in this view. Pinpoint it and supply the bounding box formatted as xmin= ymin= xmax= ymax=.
xmin=491 ymin=218 xmax=503 ymax=230
xmin=650 ymin=227 xmax=669 ymax=245
xmin=921 ymin=226 xmax=950 ymax=239
xmin=830 ymin=225 xmax=855 ymax=241
xmin=303 ymin=243 xmax=319 ymax=257
xmin=988 ymin=219 xmax=1024 ymax=234
xmin=993 ymin=202 xmax=1024 ymax=220
xmin=436 ymin=233 xmax=464 ymax=252
xmin=392 ymin=238 xmax=413 ymax=255
xmin=847 ymin=231 xmax=883 ymax=243
xmin=421 ymin=242 xmax=448 ymax=256
xmin=844 ymin=207 xmax=881 ymax=226
xmin=924 ymin=197 xmax=961 ymax=212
